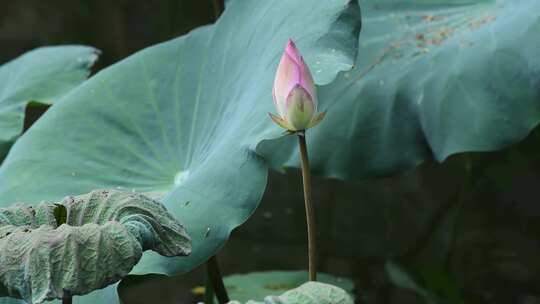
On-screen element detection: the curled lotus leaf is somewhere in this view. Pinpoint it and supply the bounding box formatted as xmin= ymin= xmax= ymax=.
xmin=0 ymin=223 xmax=141 ymax=304
xmin=61 ymin=189 xmax=190 ymax=257
xmin=0 ymin=190 xmax=190 ymax=304
xmin=0 ymin=203 xmax=57 ymax=228
xmin=229 ymin=282 xmax=353 ymax=304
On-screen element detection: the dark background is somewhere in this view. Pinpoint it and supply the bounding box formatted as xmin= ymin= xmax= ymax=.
xmin=0 ymin=1 xmax=215 ymax=67
xmin=2 ymin=1 xmax=540 ymax=303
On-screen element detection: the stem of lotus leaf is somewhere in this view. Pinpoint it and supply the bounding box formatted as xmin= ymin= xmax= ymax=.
xmin=212 ymin=0 xmax=224 ymax=20
xmin=297 ymin=131 xmax=317 ymax=281
xmin=445 ymin=154 xmax=473 ymax=270
xmin=63 ymin=297 xmax=72 ymax=304
xmin=205 ymin=255 xmax=229 ymax=304
xmin=204 ymin=272 xmax=214 ymax=304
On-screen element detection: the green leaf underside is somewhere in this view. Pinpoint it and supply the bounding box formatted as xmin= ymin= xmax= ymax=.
xmin=0 ymin=46 xmax=99 ymax=163
xmin=223 ymin=271 xmax=354 ymax=303
xmin=0 ymin=0 xmax=361 ymax=303
xmin=260 ymin=0 xmax=540 ymax=179
xmin=0 ymin=190 xmax=190 ymax=304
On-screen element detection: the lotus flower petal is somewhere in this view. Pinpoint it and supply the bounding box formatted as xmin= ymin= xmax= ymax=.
xmin=285 ymin=85 xmax=315 ymax=131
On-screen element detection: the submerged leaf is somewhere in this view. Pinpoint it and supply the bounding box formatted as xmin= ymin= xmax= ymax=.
xmin=223 ymin=271 xmax=354 ymax=303
xmin=228 ymin=282 xmax=353 ymax=304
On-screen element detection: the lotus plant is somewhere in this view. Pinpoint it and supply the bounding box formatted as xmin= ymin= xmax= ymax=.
xmin=270 ymin=39 xmax=325 ymax=281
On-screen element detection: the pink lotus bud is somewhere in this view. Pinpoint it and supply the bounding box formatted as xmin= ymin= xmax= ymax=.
xmin=270 ymin=39 xmax=325 ymax=132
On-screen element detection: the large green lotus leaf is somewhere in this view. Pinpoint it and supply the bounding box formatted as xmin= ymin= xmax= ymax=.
xmin=261 ymin=0 xmax=540 ymax=179
xmin=0 ymin=0 xmax=361 ymax=302
xmin=0 ymin=46 xmax=99 ymax=162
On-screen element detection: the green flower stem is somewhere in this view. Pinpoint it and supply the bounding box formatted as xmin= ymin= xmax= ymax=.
xmin=298 ymin=131 xmax=317 ymax=281
xmin=63 ymin=297 xmax=72 ymax=304
xmin=205 ymin=255 xmax=229 ymax=304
